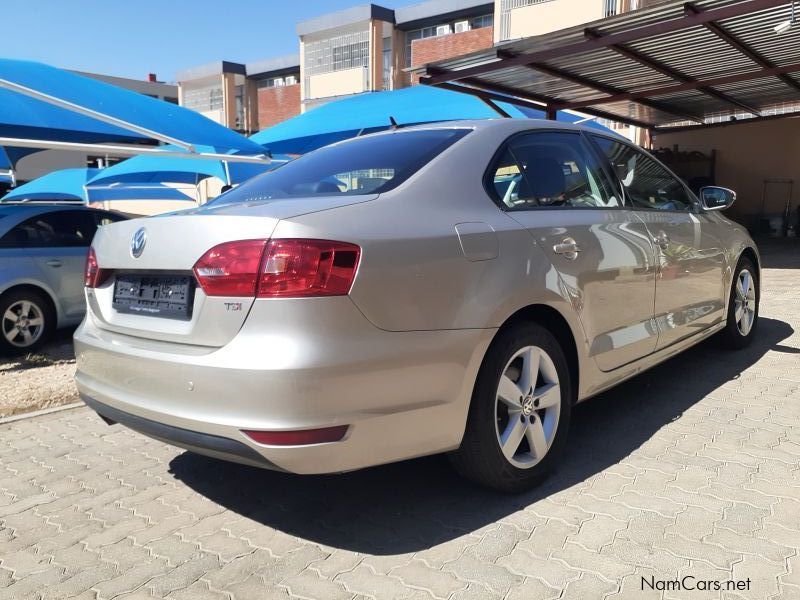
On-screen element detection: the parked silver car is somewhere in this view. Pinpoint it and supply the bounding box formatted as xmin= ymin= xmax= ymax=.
xmin=0 ymin=204 xmax=126 ymax=353
xmin=75 ymin=120 xmax=759 ymax=491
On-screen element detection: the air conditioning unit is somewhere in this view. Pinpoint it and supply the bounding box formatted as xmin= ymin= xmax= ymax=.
xmin=285 ymin=75 xmax=298 ymax=85
xmin=454 ymin=20 xmax=470 ymax=33
xmin=436 ymin=24 xmax=451 ymax=36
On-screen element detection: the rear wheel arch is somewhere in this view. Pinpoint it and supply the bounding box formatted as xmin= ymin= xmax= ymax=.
xmin=494 ymin=304 xmax=580 ymax=404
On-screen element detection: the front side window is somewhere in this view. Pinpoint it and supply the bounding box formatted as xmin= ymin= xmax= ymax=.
xmin=591 ymin=136 xmax=695 ymax=212
xmin=207 ymin=128 xmax=470 ymax=206
xmin=487 ymin=131 xmax=620 ymax=210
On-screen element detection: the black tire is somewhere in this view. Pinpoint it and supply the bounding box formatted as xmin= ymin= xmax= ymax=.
xmin=719 ymin=256 xmax=759 ymax=350
xmin=0 ymin=288 xmax=55 ymax=355
xmin=450 ymin=322 xmax=573 ymax=493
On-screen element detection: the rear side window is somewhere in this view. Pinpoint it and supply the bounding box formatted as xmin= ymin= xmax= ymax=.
xmin=487 ymin=131 xmax=621 ymax=210
xmin=0 ymin=211 xmax=97 ymax=248
xmin=207 ymin=128 xmax=470 ymax=206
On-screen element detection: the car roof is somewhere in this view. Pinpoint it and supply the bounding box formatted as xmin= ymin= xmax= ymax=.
xmin=324 ymin=118 xmax=626 ymax=148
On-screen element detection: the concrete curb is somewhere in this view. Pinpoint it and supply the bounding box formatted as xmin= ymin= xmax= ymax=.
xmin=0 ymin=402 xmax=84 ymax=425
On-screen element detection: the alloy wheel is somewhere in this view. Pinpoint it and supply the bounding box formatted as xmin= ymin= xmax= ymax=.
xmin=495 ymin=345 xmax=561 ymax=469
xmin=2 ymin=300 xmax=45 ymax=348
xmin=734 ymin=269 xmax=756 ymax=336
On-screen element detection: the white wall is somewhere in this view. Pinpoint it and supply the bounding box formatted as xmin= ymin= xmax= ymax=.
xmin=653 ymin=117 xmax=800 ymax=226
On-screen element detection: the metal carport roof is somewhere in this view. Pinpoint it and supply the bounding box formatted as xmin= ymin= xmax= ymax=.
xmin=416 ymin=0 xmax=800 ymax=131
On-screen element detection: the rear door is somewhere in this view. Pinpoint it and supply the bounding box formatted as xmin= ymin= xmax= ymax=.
xmin=590 ymin=135 xmax=726 ymax=350
xmin=28 ymin=210 xmax=97 ymax=319
xmin=488 ymin=130 xmax=659 ymax=372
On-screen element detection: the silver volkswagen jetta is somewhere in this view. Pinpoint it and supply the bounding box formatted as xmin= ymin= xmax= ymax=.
xmin=75 ymin=120 xmax=759 ymax=492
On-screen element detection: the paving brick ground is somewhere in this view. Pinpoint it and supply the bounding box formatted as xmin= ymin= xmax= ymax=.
xmin=1 ymin=241 xmax=799 ymax=600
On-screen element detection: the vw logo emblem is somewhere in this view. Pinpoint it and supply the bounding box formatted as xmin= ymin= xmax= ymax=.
xmin=130 ymin=227 xmax=147 ymax=258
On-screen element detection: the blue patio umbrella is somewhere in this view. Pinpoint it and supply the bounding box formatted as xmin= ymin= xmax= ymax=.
xmin=1 ymin=167 xmax=196 ymax=203
xmin=251 ymin=85 xmax=610 ymax=155
xmin=1 ymin=168 xmax=99 ymax=202
xmin=0 ymin=59 xmax=266 ymax=157
xmin=86 ymin=145 xmax=286 ymax=192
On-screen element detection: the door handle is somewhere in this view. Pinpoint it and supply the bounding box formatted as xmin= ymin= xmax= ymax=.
xmin=45 ymin=259 xmax=62 ymax=268
xmin=652 ymin=232 xmax=670 ymax=249
xmin=553 ymin=238 xmax=581 ymax=260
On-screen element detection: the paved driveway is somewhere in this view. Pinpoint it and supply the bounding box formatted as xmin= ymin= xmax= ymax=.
xmin=2 ymin=242 xmax=799 ymax=600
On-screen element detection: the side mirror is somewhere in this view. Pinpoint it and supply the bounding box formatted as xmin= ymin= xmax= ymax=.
xmin=699 ymin=186 xmax=736 ymax=211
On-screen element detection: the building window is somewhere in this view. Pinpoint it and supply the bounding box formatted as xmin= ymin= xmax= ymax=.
xmin=470 ymin=14 xmax=494 ymax=29
xmin=332 ymin=41 xmax=370 ymax=71
xmin=183 ymin=83 xmax=224 ymax=112
xmin=305 ymin=29 xmax=370 ymax=77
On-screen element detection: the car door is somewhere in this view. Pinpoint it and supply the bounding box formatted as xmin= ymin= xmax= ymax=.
xmin=488 ymin=130 xmax=659 ymax=372
xmin=590 ymin=135 xmax=727 ymax=350
xmin=26 ymin=210 xmax=98 ymax=320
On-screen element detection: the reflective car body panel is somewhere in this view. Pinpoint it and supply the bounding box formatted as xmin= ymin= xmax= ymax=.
xmin=0 ymin=205 xmax=126 ymax=327
xmin=74 ymin=119 xmax=759 ymax=474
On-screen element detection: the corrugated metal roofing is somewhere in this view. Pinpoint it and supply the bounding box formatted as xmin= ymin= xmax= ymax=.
xmin=416 ymin=0 xmax=800 ymax=129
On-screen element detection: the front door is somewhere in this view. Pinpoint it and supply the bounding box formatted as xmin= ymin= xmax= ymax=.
xmin=487 ymin=130 xmax=659 ymax=372
xmin=590 ymin=136 xmax=726 ymax=350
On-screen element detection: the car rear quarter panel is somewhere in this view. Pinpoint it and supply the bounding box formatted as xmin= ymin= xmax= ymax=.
xmin=271 ymin=122 xmax=593 ymax=394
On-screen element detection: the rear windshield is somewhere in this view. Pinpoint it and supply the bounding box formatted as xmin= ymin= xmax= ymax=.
xmin=207 ymin=128 xmax=470 ymax=206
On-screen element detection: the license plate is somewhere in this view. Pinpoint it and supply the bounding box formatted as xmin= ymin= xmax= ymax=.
xmin=113 ymin=275 xmax=194 ymax=320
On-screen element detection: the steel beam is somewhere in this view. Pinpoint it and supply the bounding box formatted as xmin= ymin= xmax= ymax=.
xmin=582 ymin=29 xmax=762 ymax=116
xmin=0 ymin=138 xmax=270 ymax=163
xmin=555 ymin=60 xmax=800 ymax=110
xmin=0 ymin=78 xmax=197 ymax=152
xmin=654 ymin=108 xmax=800 ymax=132
xmin=685 ymin=1 xmax=800 ymax=93
xmin=509 ymin=55 xmax=704 ymax=122
xmin=429 ymin=80 xmax=549 ymax=112
xmin=428 ymin=78 xmax=654 ymax=129
xmin=420 ymin=0 xmax=789 ymax=85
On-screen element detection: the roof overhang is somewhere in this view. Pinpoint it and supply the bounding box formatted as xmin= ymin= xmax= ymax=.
xmin=416 ymin=0 xmax=800 ymax=130
xmin=395 ymin=0 xmax=494 ymax=30
xmin=297 ymin=3 xmax=396 ymax=36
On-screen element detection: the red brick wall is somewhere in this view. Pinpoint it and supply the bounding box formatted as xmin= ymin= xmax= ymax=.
xmin=257 ymin=83 xmax=300 ymax=130
xmin=409 ymin=27 xmax=493 ymax=83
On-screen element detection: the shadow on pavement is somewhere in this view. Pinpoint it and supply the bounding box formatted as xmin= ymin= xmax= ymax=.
xmin=169 ymin=317 xmax=794 ymax=554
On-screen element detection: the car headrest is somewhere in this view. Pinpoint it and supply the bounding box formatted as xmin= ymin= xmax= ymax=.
xmin=313 ymin=180 xmax=341 ymax=194
xmin=525 ymin=157 xmax=566 ymax=199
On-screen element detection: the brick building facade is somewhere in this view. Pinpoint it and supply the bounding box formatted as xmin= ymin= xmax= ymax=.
xmin=409 ymin=26 xmax=494 ymax=83
xmin=257 ymin=83 xmax=301 ymax=129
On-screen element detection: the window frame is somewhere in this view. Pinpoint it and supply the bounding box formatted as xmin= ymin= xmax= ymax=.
xmin=586 ymin=132 xmax=702 ymax=214
xmin=483 ymin=129 xmax=627 ymax=212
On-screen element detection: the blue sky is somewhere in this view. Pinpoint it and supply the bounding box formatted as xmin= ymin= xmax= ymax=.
xmin=6 ymin=1 xmax=414 ymax=81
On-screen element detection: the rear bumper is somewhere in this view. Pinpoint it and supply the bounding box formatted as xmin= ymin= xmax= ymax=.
xmin=81 ymin=394 xmax=279 ymax=469
xmin=74 ymin=297 xmax=494 ymax=474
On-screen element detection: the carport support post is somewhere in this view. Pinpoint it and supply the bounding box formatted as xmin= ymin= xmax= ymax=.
xmin=545 ymin=107 xmax=557 ymax=120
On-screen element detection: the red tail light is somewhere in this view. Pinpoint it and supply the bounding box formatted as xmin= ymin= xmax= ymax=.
xmin=258 ymin=239 xmax=360 ymax=298
xmin=193 ymin=240 xmax=267 ymax=297
xmin=193 ymin=239 xmax=360 ymax=298
xmin=242 ymin=425 xmax=349 ymax=446
xmin=84 ymin=247 xmax=110 ymax=288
